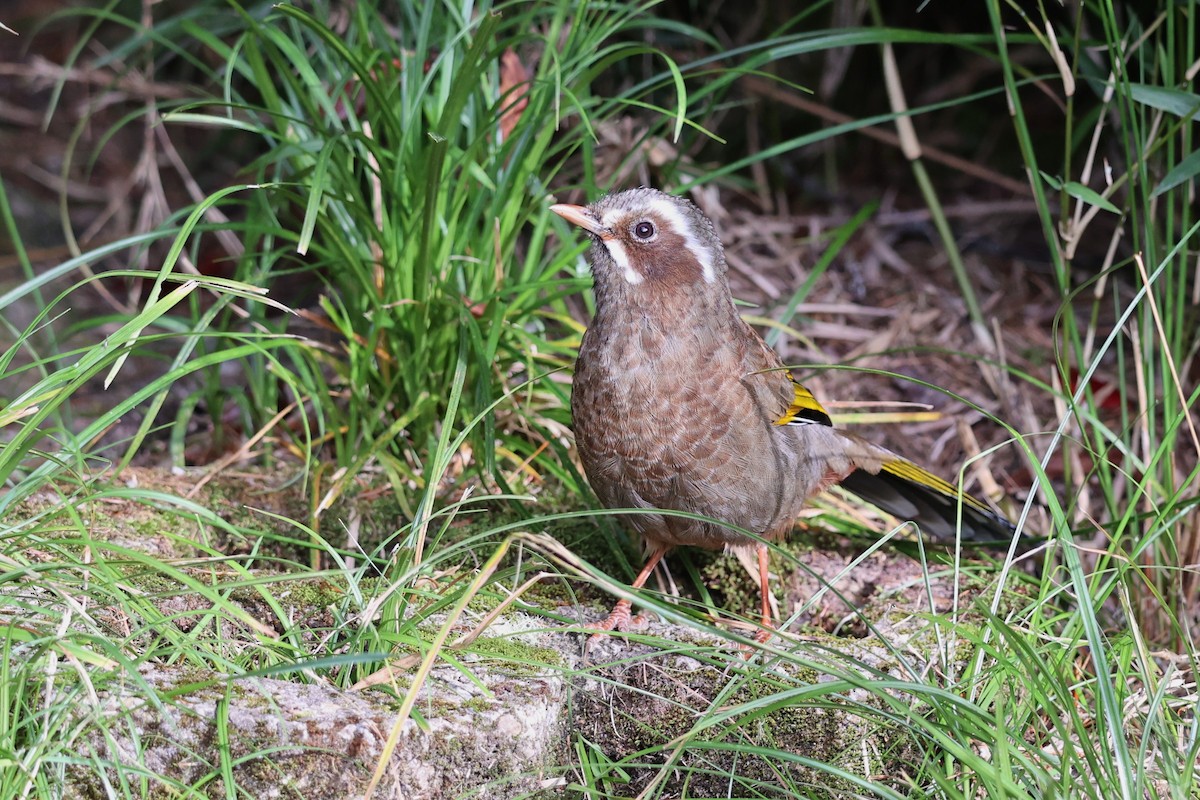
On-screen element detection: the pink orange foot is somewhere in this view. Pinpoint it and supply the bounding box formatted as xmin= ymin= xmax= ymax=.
xmin=733 ymin=625 xmax=774 ymax=659
xmin=586 ymin=598 xmax=650 ymax=646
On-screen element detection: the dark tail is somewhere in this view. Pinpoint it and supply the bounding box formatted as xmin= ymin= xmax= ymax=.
xmin=839 ymin=461 xmax=1015 ymax=543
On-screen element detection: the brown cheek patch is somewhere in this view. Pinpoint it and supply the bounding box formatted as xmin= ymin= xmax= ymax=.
xmin=636 ymin=229 xmax=707 ymax=285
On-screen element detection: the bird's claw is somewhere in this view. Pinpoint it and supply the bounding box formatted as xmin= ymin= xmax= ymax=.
xmin=585 ymin=598 xmax=650 ymax=646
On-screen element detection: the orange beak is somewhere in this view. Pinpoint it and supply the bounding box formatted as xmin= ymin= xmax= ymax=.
xmin=550 ymin=203 xmax=612 ymax=239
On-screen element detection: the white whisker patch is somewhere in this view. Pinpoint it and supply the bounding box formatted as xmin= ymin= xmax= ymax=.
xmin=645 ymin=196 xmax=718 ymax=283
xmin=604 ymin=239 xmax=643 ymax=285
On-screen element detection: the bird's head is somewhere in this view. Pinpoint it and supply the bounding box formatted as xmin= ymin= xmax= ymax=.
xmin=551 ymin=188 xmax=729 ymax=305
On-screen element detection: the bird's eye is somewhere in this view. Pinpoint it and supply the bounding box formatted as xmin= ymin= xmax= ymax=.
xmin=632 ymin=220 xmax=657 ymax=240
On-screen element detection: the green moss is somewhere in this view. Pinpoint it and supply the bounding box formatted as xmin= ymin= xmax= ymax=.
xmin=116 ymin=569 xmax=182 ymax=595
xmin=467 ymin=634 xmax=563 ymax=671
xmin=460 ymin=696 xmax=492 ymax=713
xmin=227 ymin=576 xmax=349 ymax=610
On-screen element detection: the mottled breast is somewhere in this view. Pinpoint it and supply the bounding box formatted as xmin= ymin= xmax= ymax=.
xmin=572 ymin=306 xmax=797 ymax=548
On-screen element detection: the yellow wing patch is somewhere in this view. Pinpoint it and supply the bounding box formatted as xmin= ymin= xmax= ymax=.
xmin=880 ymin=460 xmax=992 ymax=514
xmin=774 ymin=380 xmax=833 ymax=427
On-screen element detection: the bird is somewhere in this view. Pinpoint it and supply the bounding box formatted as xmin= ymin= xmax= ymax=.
xmin=550 ymin=187 xmax=1015 ymax=643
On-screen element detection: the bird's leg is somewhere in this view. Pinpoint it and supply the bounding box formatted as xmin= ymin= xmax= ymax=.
xmin=754 ymin=542 xmax=774 ymax=644
xmin=588 ymin=546 xmax=668 ymax=642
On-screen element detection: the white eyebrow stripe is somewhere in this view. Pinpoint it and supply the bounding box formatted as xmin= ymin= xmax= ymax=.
xmin=600 ymin=208 xmax=623 ymax=229
xmin=643 ymin=196 xmax=717 ymax=283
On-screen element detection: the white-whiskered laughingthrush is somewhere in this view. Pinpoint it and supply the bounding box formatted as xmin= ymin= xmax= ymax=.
xmin=551 ymin=187 xmax=1015 ymax=642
